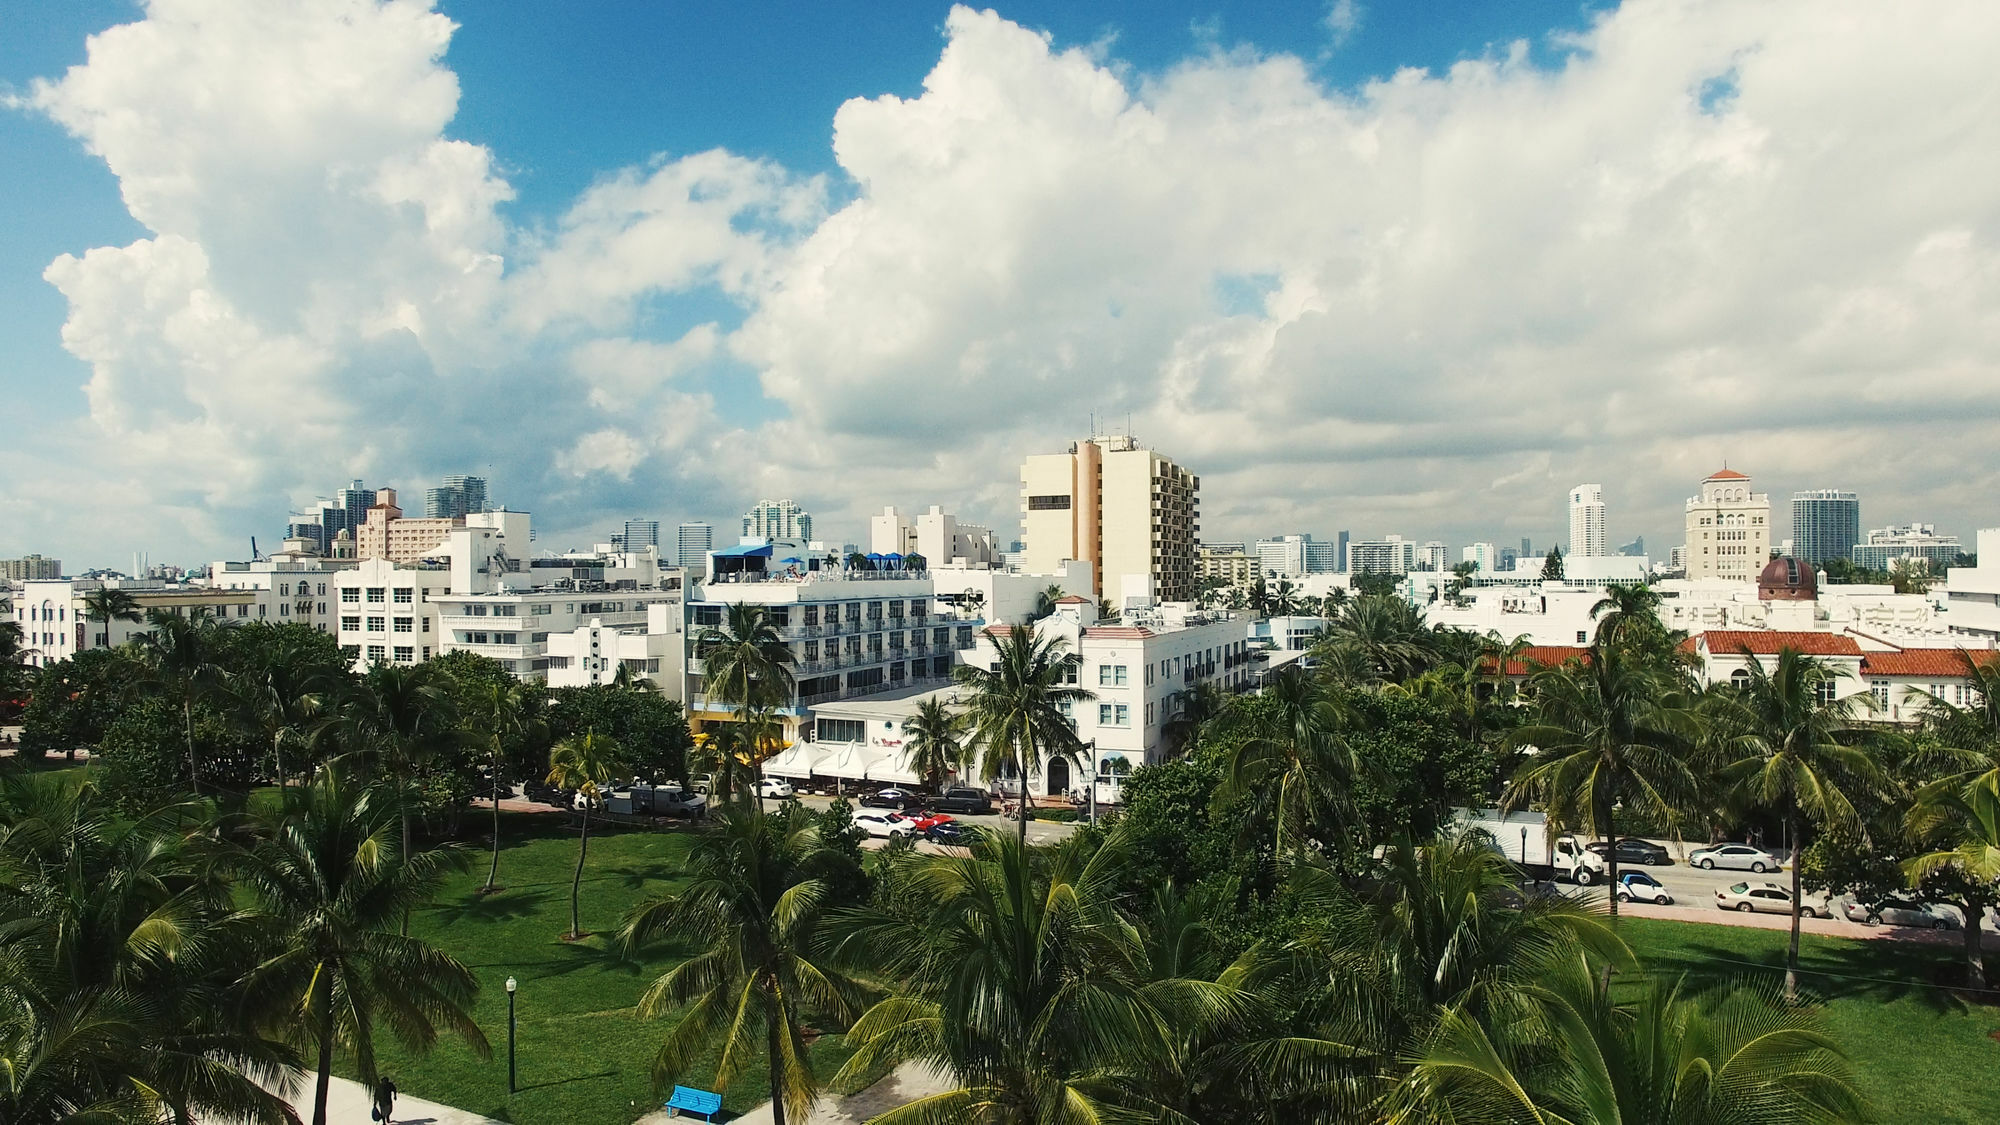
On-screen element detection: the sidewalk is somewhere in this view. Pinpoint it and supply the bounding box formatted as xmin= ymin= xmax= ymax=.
xmin=275 ymin=1074 xmax=501 ymax=1125
xmin=635 ymin=1062 xmax=954 ymax=1125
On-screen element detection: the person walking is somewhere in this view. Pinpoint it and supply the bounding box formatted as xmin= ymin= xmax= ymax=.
xmin=372 ymin=1076 xmax=397 ymax=1123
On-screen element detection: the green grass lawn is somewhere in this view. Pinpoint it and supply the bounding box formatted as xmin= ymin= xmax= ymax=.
xmin=1620 ymin=918 xmax=2000 ymax=1124
xmin=352 ymin=812 xmax=859 ymax=1125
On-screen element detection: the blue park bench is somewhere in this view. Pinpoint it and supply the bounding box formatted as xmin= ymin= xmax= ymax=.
xmin=663 ymin=1084 xmax=723 ymax=1120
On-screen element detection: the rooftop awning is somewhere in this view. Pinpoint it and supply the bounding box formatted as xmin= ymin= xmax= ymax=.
xmin=713 ymin=543 xmax=774 ymax=558
xmin=764 ymin=743 xmax=820 ymax=778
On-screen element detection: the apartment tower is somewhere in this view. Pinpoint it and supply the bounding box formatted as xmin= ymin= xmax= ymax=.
xmin=1789 ymin=490 xmax=1860 ymax=567
xmin=1568 ymin=484 xmax=1607 ymax=558
xmin=1019 ymin=436 xmax=1199 ymax=602
xmin=1683 ymin=468 xmax=1771 ymax=581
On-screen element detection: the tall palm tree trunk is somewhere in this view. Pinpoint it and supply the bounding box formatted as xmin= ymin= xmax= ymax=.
xmin=312 ymin=988 xmax=336 ymax=1125
xmin=1016 ymin=728 xmax=1037 ymax=850
xmin=183 ymin=695 xmax=202 ymax=796
xmin=569 ymin=806 xmax=591 ymax=939
xmin=1600 ymin=789 xmax=1620 ymax=925
xmin=485 ymin=766 xmax=503 ymax=892
xmin=1786 ymin=806 xmax=1802 ymax=1002
xmin=1963 ymin=898 xmax=1987 ymax=990
xmin=767 ymin=992 xmax=788 ymax=1125
xmin=274 ymin=731 xmax=285 ymax=791
xmin=401 ymin=808 xmax=415 ymax=937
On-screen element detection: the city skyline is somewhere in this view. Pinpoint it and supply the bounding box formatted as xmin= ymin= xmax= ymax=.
xmin=6 ymin=2 xmax=2000 ymax=569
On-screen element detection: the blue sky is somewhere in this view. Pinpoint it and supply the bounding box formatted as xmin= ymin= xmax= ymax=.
xmin=4 ymin=1 xmax=1996 ymax=570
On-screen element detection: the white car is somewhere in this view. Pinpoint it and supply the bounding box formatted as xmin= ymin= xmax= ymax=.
xmin=1841 ymin=898 xmax=1959 ymax=930
xmin=852 ymin=811 xmax=916 ymax=840
xmin=1715 ymin=881 xmax=1830 ymax=918
xmin=1615 ymin=871 xmax=1674 ymax=906
xmin=1688 ymin=843 xmax=1781 ymax=872
xmin=757 ymin=777 xmax=796 ymax=800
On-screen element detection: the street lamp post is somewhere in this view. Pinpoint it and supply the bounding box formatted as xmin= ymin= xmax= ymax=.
xmin=1086 ymin=740 xmax=1098 ymax=827
xmin=505 ymin=976 xmax=517 ymax=1094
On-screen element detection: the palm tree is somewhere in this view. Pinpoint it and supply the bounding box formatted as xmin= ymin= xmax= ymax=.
xmin=1386 ymin=954 xmax=1868 ymax=1123
xmin=81 ymin=586 xmax=144 ymax=652
xmin=1249 ymin=575 xmax=1272 ymax=619
xmin=1319 ymin=595 xmax=1433 ymax=684
xmin=134 ymin=608 xmax=231 ymax=796
xmin=229 ymin=629 xmax=335 ymax=790
xmin=699 ymin=602 xmax=797 ymax=711
xmin=547 ymin=729 xmax=626 ymax=940
xmin=1217 ymin=666 xmax=1361 ymax=854
xmin=1504 ymin=648 xmax=1697 ymax=924
xmin=1905 ymin=775 xmax=2000 ymax=988
xmin=620 ymin=807 xmax=860 ymax=1125
xmin=1706 ymin=648 xmax=1879 ymax=999
xmin=1033 ymin=583 xmax=1068 ymax=620
xmin=468 ymin=679 xmax=543 ymax=893
xmin=334 ymin=663 xmax=460 ymax=913
xmin=1270 ymin=578 xmax=1301 ymax=617
xmin=1588 ymin=582 xmax=1663 ymax=651
xmin=950 ymin=625 xmax=1094 ymax=846
xmin=237 ymin=767 xmax=487 ymax=1125
xmin=832 ymin=829 xmax=1185 ymax=1123
xmin=0 ymin=773 xmax=300 ymax=1124
xmin=901 ymin=695 xmax=966 ymax=792
xmin=694 ymin=723 xmax=757 ymax=807
xmin=739 ymin=704 xmax=788 ymax=813
xmin=1160 ymin=680 xmax=1229 ymax=759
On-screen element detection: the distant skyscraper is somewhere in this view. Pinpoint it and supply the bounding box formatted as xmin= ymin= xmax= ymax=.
xmin=288 ymin=478 xmax=379 ymax=556
xmin=742 ymin=499 xmax=813 ymax=542
xmin=1790 ymin=490 xmax=1861 ymax=566
xmin=677 ymin=522 xmax=714 ymax=568
xmin=1303 ymin=540 xmax=1339 ymax=574
xmin=1568 ymin=484 xmax=1607 ymax=558
xmin=1462 ymin=542 xmax=1497 ymax=573
xmin=1020 ymin=436 xmax=1199 ymax=601
xmin=1617 ymin=535 xmax=1646 ymax=557
xmin=1521 ymin=537 xmax=1533 ymax=559
xmin=424 ymin=475 xmax=488 ymax=519
xmin=1337 ymin=530 xmax=1351 ymax=572
xmin=0 ymin=554 xmax=62 ymax=580
xmin=621 ymin=518 xmax=660 ymax=553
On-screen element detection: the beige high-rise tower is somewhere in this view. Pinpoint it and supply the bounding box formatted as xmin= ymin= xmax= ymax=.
xmin=1683 ymin=468 xmax=1771 ymax=581
xmin=1019 ymin=436 xmax=1199 ymax=603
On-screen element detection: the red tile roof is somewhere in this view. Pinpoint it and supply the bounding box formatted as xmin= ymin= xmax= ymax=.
xmin=1706 ymin=468 xmax=1750 ymax=480
xmin=1054 ymin=595 xmax=1090 ymax=604
xmin=1860 ymin=649 xmax=1998 ymax=678
xmin=1082 ymin=626 xmax=1156 ymax=639
xmin=1483 ymin=645 xmax=1592 ymax=676
xmin=1700 ymin=631 xmax=1862 ymax=657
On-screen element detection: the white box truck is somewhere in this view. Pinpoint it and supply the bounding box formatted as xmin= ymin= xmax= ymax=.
xmin=1455 ymin=808 xmax=1611 ymax=885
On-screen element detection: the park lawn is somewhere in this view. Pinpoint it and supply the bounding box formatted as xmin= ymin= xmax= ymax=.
xmin=349 ymin=811 xmax=863 ymax=1125
xmin=1621 ymin=917 xmax=2000 ymax=1125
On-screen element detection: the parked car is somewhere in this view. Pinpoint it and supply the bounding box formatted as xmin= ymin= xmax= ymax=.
xmin=906 ymin=811 xmax=956 ymax=833
xmin=688 ymin=773 xmax=714 ymax=795
xmin=1688 ymin=843 xmax=1781 ymax=872
xmin=757 ymin=777 xmax=796 ymax=800
xmin=925 ymin=821 xmax=985 ymax=846
xmin=1588 ymin=837 xmax=1673 ymax=866
xmin=1841 ymin=897 xmax=1959 ymax=930
xmin=1615 ymin=870 xmax=1674 ymax=905
xmin=1715 ymin=881 xmax=1828 ymax=918
xmin=932 ymin=787 xmax=996 ymax=815
xmin=522 ymin=779 xmax=565 ymax=807
xmin=862 ymin=787 xmax=923 ymax=810
xmin=853 ymin=811 xmax=916 ymax=839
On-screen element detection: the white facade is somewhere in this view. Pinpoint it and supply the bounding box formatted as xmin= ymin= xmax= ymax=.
xmin=916 ymin=506 xmax=999 ymax=567
xmin=1854 ymin=523 xmax=1963 ymax=573
xmin=1462 ymin=542 xmax=1498 ymax=573
xmin=743 ymin=499 xmax=812 ymax=542
xmin=1348 ymin=535 xmax=1414 ymax=574
xmin=1249 ymin=614 xmax=1327 ymax=652
xmin=545 ymin=601 xmax=686 ymax=699
xmin=1683 ymin=469 xmax=1771 ymax=581
xmin=1943 ymin=530 xmax=2000 ymax=643
xmin=15 ymin=577 xmax=284 ymax=667
xmin=967 ymin=598 xmax=1249 ymax=799
xmin=1255 ymin=536 xmax=1308 ymax=578
xmin=1418 ymin=542 xmax=1449 ymax=572
xmin=203 ymin=557 xmax=353 ymax=635
xmin=676 ymin=523 xmax=714 ymax=568
xmin=1568 ymin=484 xmax=1607 ymax=558
xmin=333 ymin=559 xmax=452 ymax=670
xmin=1303 ymin=540 xmax=1340 ymax=573
xmin=931 ymin=559 xmax=1095 ymax=627
xmin=868 ymin=507 xmax=920 ymax=557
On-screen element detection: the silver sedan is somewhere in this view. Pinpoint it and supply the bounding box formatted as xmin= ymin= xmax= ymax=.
xmin=1688 ymin=843 xmax=1781 ymax=872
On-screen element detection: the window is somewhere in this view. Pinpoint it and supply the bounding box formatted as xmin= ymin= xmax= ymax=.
xmin=393 ymin=588 xmax=413 ymax=604
xmin=394 ymin=617 xmax=413 ymax=633
xmin=1576 ymin=631 xmax=1588 ymax=643
xmin=531 ymin=603 xmax=552 ymax=615
xmin=465 ymin=604 xmax=488 ymax=616
xmin=817 ymin=718 xmax=866 ymax=743
xmin=494 ymin=605 xmax=517 ymax=616
xmin=394 ymin=646 xmax=414 ymax=662
xmin=341 ymin=616 xmax=361 ymax=631
xmin=317 ymin=584 xmax=326 ymax=596
xmin=547 ymin=656 xmax=571 ymax=670
xmin=1871 ymin=680 xmax=1890 ymax=708
xmin=341 ymin=588 xmax=359 ymax=604
xmin=1813 ymin=679 xmax=1837 ymax=707
xmin=1098 ymin=665 xmax=1128 ymax=686
xmin=467 ymin=631 xmax=489 ymax=644
xmin=1097 ymin=703 xmax=1130 ymax=727
xmin=366 ymin=587 xmax=385 ymax=603
xmin=366 ymin=645 xmax=386 ymax=663
xmin=1027 ymin=494 xmax=1071 ymax=510
xmin=279 ymin=583 xmax=290 ymax=597
xmin=367 ymin=616 xmax=386 ymax=632
xmin=342 ymin=645 xmax=361 ymax=662
xmin=496 ymin=633 xmax=518 ymax=644
xmin=319 ymin=603 xmax=327 ymax=615
xmin=1729 ymin=669 xmax=1751 ymax=689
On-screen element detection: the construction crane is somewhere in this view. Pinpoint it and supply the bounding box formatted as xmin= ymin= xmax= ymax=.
xmin=250 ymin=536 xmax=265 ymax=562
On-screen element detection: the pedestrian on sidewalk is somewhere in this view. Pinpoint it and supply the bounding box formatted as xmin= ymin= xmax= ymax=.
xmin=372 ymin=1076 xmax=397 ymax=1123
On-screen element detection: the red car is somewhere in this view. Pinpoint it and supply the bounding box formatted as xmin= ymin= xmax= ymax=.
xmin=906 ymin=811 xmax=956 ymax=833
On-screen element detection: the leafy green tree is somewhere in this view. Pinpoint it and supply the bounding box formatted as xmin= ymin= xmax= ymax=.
xmin=237 ymin=767 xmax=487 ymax=1125
xmin=1386 ymin=955 xmax=1868 ymax=1124
xmin=334 ymin=662 xmax=464 ymax=865
xmin=899 ymin=695 xmax=965 ymax=792
xmin=813 ymin=797 xmax=872 ymax=905
xmin=1318 ymin=595 xmax=1434 ymax=684
xmin=466 ymin=677 xmax=545 ymax=893
xmin=950 ymin=625 xmax=1094 ymax=847
xmin=134 ymin=608 xmax=233 ymax=796
xmin=1160 ymin=680 xmax=1229 ymax=759
xmin=620 ymin=807 xmax=860 ymax=1125
xmin=1342 ymin=687 xmax=1496 ymax=847
xmin=96 ymin=696 xmax=260 ymax=807
xmin=0 ymin=620 xmax=28 ymax=713
xmin=1504 ymin=649 xmax=1697 ymax=923
xmin=19 ymin=647 xmax=138 ymax=761
xmin=1706 ymin=648 xmax=1879 ymax=998
xmin=80 ymin=586 xmax=143 ymax=652
xmin=226 ymin=628 xmax=341 ymax=789
xmin=547 ymin=729 xmax=627 ymax=940
xmin=1541 ymin=548 xmax=1565 ymax=581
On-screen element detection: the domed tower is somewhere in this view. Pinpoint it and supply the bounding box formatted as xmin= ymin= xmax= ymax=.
xmin=1758 ymin=556 xmax=1817 ymax=601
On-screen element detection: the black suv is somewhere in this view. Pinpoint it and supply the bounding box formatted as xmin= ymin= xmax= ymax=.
xmin=932 ymin=787 xmax=995 ymax=815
